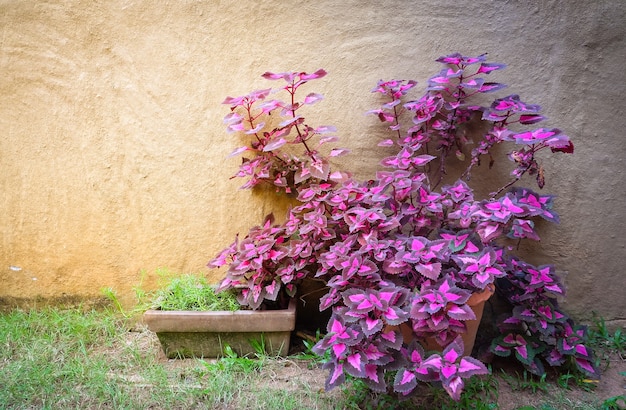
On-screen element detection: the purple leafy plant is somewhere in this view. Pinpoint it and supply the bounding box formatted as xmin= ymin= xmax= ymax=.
xmin=208 ymin=53 xmax=598 ymax=400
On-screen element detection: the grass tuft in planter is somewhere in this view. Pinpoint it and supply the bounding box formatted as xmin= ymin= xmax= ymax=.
xmin=143 ymin=273 xmax=296 ymax=359
xmin=150 ymin=274 xmax=240 ymax=312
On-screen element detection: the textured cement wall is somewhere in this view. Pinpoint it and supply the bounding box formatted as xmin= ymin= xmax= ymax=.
xmin=1 ymin=0 xmax=624 ymax=324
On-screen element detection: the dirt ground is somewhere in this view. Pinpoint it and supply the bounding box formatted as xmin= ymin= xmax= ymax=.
xmin=127 ymin=325 xmax=625 ymax=409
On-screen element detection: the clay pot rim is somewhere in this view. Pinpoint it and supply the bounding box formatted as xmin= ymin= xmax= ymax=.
xmin=467 ymin=283 xmax=495 ymax=307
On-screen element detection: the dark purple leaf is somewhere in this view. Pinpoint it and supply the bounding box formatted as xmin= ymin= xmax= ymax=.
xmin=479 ymin=82 xmax=507 ymax=93
xmin=519 ymin=114 xmax=546 ymax=124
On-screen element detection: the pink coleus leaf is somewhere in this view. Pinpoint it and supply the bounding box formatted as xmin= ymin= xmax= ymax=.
xmin=383 ymin=259 xmax=407 ymax=274
xmin=416 ymin=262 xmax=442 ymax=280
xmin=346 ymin=353 xmax=363 ymax=373
xmin=444 ymin=376 xmax=465 ymax=401
xmin=223 ymin=111 xmax=243 ymax=124
xmin=347 ymin=293 xmax=375 ymax=312
xmin=300 ymin=69 xmax=328 ymax=81
xmin=515 ymin=344 xmax=530 ymax=361
xmin=319 ymin=289 xmax=340 ymax=311
xmin=308 ymin=157 xmax=331 ymax=180
xmin=479 ymin=82 xmax=507 ymax=93
xmin=575 ymin=344 xmax=588 ymax=357
xmin=323 ymin=361 xmax=345 ymax=391
xmin=226 ymin=121 xmax=246 ymax=133
xmin=513 ymin=128 xmax=559 ymax=144
xmin=457 ymin=356 xmax=488 ymax=376
xmin=413 ymin=154 xmax=437 ymax=166
xmin=319 ymin=135 xmax=339 ymax=145
xmin=261 ymin=71 xmax=294 ymax=81
xmin=446 ymin=304 xmax=476 ymax=321
xmin=330 ymin=148 xmax=350 ymax=157
xmin=364 ymin=363 xmax=383 ymax=385
xmin=262 ymin=137 xmax=287 ymax=152
xmin=476 ymin=221 xmax=502 ymax=243
xmin=442 ymin=340 xmax=462 ymax=363
xmin=393 ymin=369 xmax=417 ymax=394
xmin=244 ymin=122 xmax=265 ymax=134
xmin=575 ymin=358 xmax=598 ymax=377
xmin=264 ymin=280 xmax=280 ymax=301
xmin=551 ymin=140 xmax=574 ymax=153
xmin=363 ymin=317 xmax=382 ymax=335
xmin=318 ymin=135 xmax=339 ymax=145
xmin=436 ymin=52 xmax=481 ymax=65
xmin=303 ymin=92 xmax=324 ymax=105
xmin=491 ymin=94 xmax=541 ymax=113
xmin=257 ymin=99 xmax=281 ymax=113
xmin=229 ymin=146 xmax=250 ymax=157
xmin=279 ymin=116 xmax=302 ymax=128
xmin=519 ymin=114 xmax=546 ymax=124
xmin=476 ymin=62 xmax=506 ymax=74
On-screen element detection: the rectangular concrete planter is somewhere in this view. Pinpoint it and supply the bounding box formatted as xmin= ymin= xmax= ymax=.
xmin=143 ymin=299 xmax=296 ymax=358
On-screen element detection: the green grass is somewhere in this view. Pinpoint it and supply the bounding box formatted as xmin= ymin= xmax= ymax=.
xmin=103 ymin=269 xmax=241 ymax=316
xmin=0 ymin=307 xmax=193 ymax=409
xmin=0 ymin=304 xmax=623 ymax=409
xmin=0 ymin=306 xmax=334 ymax=409
xmin=148 ymin=273 xmax=240 ymax=311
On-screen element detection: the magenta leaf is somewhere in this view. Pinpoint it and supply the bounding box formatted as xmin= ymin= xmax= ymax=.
xmin=322 ymin=361 xmax=345 ymax=391
xmin=551 ymin=139 xmax=574 ymax=153
xmin=479 ymin=82 xmax=507 ymax=93
xmin=262 ymin=137 xmax=287 ymax=152
xmin=303 ymin=93 xmax=324 ymax=105
xmin=393 ymin=369 xmax=418 ymax=394
xmin=261 ymin=71 xmax=293 ymax=81
xmin=229 ymin=145 xmax=250 ymax=157
xmin=446 ymin=304 xmax=475 ymax=321
xmin=345 ymin=352 xmax=366 ymax=377
xmin=414 ymin=154 xmax=437 ymax=166
xmin=416 ymin=262 xmax=442 ymax=280
xmin=519 ymin=114 xmax=546 ymax=124
xmin=477 ymin=62 xmax=506 ymax=74
xmin=330 ymin=148 xmax=350 ymax=157
xmin=458 ymin=356 xmax=487 ymax=377
xmin=476 ymin=221 xmax=502 ymax=243
xmin=436 ymin=52 xmax=485 ymax=65
xmin=575 ymin=358 xmax=598 ymax=377
xmin=308 ymin=157 xmax=331 ymax=180
xmin=421 ymin=336 xmax=488 ymax=401
xmin=300 ymin=69 xmax=328 ymax=80
xmin=363 ymin=364 xmax=387 ymax=392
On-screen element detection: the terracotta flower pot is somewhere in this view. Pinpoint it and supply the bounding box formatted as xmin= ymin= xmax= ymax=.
xmin=143 ymin=299 xmax=296 ymax=358
xmin=396 ymin=284 xmax=495 ymax=356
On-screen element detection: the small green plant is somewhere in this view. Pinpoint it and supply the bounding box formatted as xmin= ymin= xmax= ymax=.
xmin=600 ymin=395 xmax=626 ymax=410
xmin=555 ymin=371 xmax=598 ymax=392
xmin=102 ymin=286 xmax=128 ymax=316
xmin=589 ymin=313 xmax=626 ymax=354
xmin=151 ymin=273 xmax=240 ymax=311
xmin=292 ymin=329 xmax=326 ymax=362
xmin=201 ymin=344 xmax=264 ymax=374
xmin=500 ymin=369 xmax=549 ymax=394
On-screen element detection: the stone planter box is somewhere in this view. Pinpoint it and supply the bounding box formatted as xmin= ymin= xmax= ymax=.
xmin=143 ymin=299 xmax=296 ymax=358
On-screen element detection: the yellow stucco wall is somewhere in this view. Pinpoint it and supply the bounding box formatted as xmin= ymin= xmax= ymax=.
xmin=1 ymin=1 xmax=624 ymax=324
